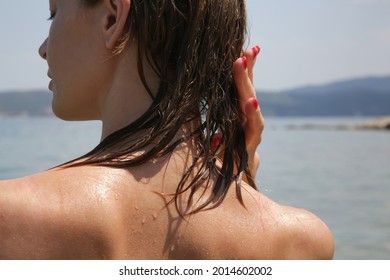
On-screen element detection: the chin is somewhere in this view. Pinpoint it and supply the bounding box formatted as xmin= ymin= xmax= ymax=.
xmin=52 ymin=109 xmax=78 ymax=121
xmin=52 ymin=102 xmax=96 ymax=121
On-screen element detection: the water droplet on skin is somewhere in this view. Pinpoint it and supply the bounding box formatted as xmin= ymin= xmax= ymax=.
xmin=152 ymin=213 xmax=158 ymax=220
xmin=134 ymin=206 xmax=139 ymax=211
xmin=142 ymin=217 xmax=146 ymax=225
xmin=170 ymin=245 xmax=175 ymax=252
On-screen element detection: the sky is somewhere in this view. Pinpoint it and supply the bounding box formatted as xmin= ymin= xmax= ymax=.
xmin=0 ymin=0 xmax=389 ymax=92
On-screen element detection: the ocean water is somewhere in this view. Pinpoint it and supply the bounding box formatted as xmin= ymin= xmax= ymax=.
xmin=0 ymin=117 xmax=389 ymax=260
xmin=0 ymin=118 xmax=101 ymax=179
xmin=257 ymin=117 xmax=390 ymax=260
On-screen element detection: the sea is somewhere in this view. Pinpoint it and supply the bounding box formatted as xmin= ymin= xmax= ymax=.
xmin=0 ymin=116 xmax=389 ymax=260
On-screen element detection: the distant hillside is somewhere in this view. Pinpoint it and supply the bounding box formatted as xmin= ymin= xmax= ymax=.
xmin=259 ymin=76 xmax=390 ymax=116
xmin=1 ymin=76 xmax=390 ymax=117
xmin=0 ymin=90 xmax=53 ymax=117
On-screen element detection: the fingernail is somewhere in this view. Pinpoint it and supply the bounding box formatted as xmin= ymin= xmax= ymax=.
xmin=252 ymin=98 xmax=259 ymax=110
xmin=252 ymin=47 xmax=259 ymax=58
xmin=242 ymin=56 xmax=247 ymax=69
xmin=256 ymin=45 xmax=261 ymax=53
xmin=211 ymin=133 xmax=222 ymax=149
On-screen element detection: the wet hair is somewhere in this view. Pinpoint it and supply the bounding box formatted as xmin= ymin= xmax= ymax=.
xmin=71 ymin=0 xmax=256 ymax=214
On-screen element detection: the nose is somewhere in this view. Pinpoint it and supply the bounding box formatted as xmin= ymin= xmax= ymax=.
xmin=39 ymin=38 xmax=48 ymax=60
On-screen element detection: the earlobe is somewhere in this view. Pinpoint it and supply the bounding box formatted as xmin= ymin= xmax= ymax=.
xmin=103 ymin=0 xmax=131 ymax=50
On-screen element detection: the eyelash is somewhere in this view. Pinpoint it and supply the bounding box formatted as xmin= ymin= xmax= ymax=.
xmin=47 ymin=12 xmax=56 ymax=21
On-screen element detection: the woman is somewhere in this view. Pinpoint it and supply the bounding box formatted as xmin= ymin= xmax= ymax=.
xmin=0 ymin=0 xmax=333 ymax=259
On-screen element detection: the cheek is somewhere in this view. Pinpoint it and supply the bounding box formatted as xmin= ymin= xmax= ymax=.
xmin=50 ymin=64 xmax=103 ymax=120
xmin=47 ymin=21 xmax=105 ymax=120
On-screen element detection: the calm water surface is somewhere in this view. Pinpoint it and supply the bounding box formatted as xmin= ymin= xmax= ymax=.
xmin=258 ymin=117 xmax=390 ymax=260
xmin=0 ymin=117 xmax=389 ymax=259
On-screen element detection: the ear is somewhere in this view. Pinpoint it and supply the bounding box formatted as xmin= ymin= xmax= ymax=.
xmin=102 ymin=0 xmax=131 ymax=50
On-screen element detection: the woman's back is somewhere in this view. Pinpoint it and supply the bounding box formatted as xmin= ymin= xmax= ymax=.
xmin=0 ymin=146 xmax=333 ymax=259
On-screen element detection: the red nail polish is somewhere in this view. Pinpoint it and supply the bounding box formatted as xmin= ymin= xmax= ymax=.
xmin=211 ymin=134 xmax=222 ymax=148
xmin=242 ymin=56 xmax=247 ymax=69
xmin=252 ymin=47 xmax=258 ymax=58
xmin=256 ymin=45 xmax=261 ymax=53
xmin=252 ymin=98 xmax=259 ymax=110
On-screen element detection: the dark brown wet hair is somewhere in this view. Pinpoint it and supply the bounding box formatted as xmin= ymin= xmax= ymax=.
xmin=71 ymin=0 xmax=256 ymax=214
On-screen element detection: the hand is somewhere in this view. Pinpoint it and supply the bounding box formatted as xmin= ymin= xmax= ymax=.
xmin=233 ymin=46 xmax=264 ymax=180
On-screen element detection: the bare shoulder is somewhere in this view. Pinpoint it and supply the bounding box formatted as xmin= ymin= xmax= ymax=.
xmin=267 ymin=200 xmax=335 ymax=259
xmin=239 ymin=185 xmax=334 ymax=259
xmin=182 ymin=184 xmax=334 ymax=260
xmin=0 ymin=167 xmax=125 ymax=259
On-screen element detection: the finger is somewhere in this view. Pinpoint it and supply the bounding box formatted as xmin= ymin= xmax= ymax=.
xmin=244 ymin=97 xmax=264 ymax=155
xmin=233 ymin=46 xmax=260 ymax=104
xmin=245 ymin=97 xmax=263 ymax=178
xmin=243 ymin=45 xmax=261 ymax=84
xmin=233 ymin=57 xmax=255 ymax=115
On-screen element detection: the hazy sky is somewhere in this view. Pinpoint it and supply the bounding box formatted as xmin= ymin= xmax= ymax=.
xmin=0 ymin=0 xmax=389 ymax=92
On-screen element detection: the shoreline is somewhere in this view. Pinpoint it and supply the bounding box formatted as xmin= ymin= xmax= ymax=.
xmin=284 ymin=116 xmax=390 ymax=131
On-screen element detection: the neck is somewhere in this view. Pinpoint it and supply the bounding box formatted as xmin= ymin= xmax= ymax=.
xmin=99 ymin=49 xmax=158 ymax=141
